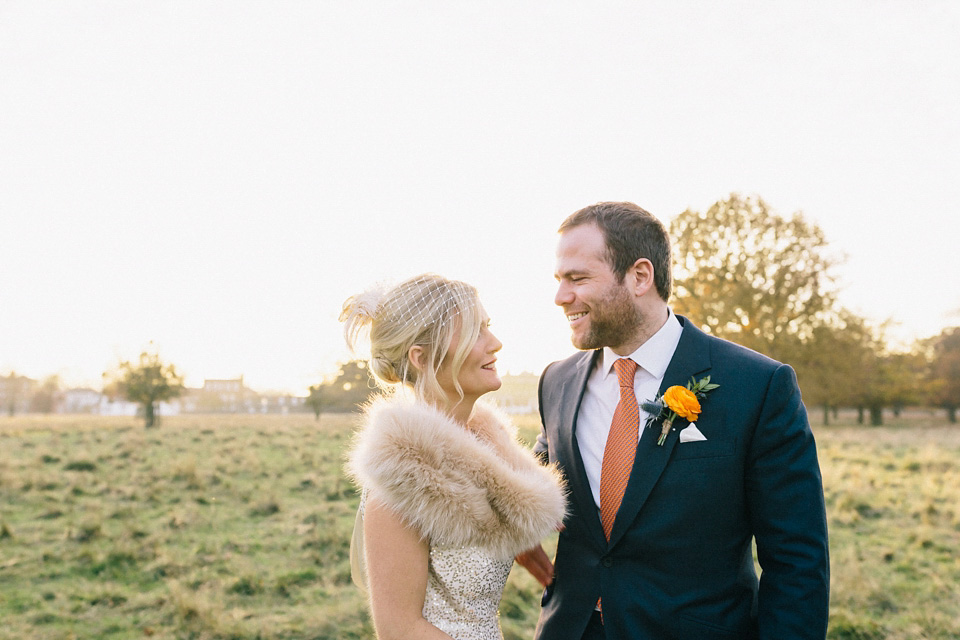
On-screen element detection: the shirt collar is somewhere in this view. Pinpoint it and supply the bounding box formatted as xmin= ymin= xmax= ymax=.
xmin=600 ymin=309 xmax=683 ymax=380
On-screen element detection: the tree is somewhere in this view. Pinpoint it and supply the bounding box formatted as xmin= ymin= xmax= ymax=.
xmin=670 ymin=194 xmax=843 ymax=365
xmin=108 ymin=352 xmax=185 ymax=428
xmin=807 ymin=317 xmax=900 ymax=426
xmin=927 ymin=327 xmax=960 ymax=423
xmin=814 ymin=316 xmax=928 ymax=427
xmin=30 ymin=375 xmax=62 ymax=414
xmin=306 ymin=384 xmax=324 ymax=421
xmin=2 ymin=371 xmax=20 ymax=416
xmin=883 ymin=352 xmax=925 ymax=417
xmin=797 ymin=311 xmax=876 ymax=425
xmin=0 ymin=372 xmax=34 ymax=416
xmin=320 ymin=360 xmax=378 ymax=412
xmin=858 ymin=353 xmax=899 ymax=426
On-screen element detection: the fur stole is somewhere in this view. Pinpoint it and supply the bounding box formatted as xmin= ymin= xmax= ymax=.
xmin=346 ymin=396 xmax=566 ymax=560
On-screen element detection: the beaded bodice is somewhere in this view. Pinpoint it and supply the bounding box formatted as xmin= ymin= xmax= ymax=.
xmin=423 ymin=542 xmax=512 ymax=640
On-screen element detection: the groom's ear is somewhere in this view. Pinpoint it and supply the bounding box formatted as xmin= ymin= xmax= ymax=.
xmin=629 ymin=258 xmax=655 ymax=297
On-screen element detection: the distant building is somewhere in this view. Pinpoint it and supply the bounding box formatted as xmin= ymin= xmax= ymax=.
xmin=98 ymin=396 xmax=142 ymax=416
xmin=0 ymin=373 xmax=36 ymax=415
xmin=197 ymin=376 xmax=258 ymax=413
xmin=177 ymin=391 xmax=200 ymax=414
xmin=60 ymin=388 xmax=102 ymax=414
xmin=7 ymin=374 xmax=305 ymax=416
xmin=258 ymin=393 xmax=307 ymax=414
xmin=97 ymin=396 xmax=180 ymax=417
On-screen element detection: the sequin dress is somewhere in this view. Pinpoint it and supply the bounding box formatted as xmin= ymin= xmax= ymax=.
xmin=355 ymin=494 xmax=512 ymax=640
xmin=424 ymin=542 xmax=513 ymax=639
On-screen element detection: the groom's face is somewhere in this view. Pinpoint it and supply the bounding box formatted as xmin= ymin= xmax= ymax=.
xmin=554 ymin=224 xmax=642 ymax=353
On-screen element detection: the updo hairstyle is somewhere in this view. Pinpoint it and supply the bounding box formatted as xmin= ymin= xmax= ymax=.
xmin=340 ymin=274 xmax=483 ymax=406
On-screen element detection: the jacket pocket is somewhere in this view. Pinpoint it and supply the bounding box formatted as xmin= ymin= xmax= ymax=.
xmin=677 ymin=613 xmax=745 ymax=638
xmin=540 ymin=584 xmax=551 ymax=607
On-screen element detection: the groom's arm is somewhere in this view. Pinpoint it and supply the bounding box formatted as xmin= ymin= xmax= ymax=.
xmin=532 ymin=362 xmax=556 ymax=465
xmin=747 ymin=363 xmax=830 ymax=640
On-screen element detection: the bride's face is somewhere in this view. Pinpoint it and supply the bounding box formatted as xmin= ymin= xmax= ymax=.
xmin=436 ymin=309 xmax=502 ymax=403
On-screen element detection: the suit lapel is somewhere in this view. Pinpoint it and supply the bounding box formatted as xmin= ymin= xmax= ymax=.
xmin=555 ymin=350 xmax=608 ymax=549
xmin=607 ymin=316 xmax=712 ymax=547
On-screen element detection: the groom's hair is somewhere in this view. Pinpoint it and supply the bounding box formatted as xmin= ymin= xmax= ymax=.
xmin=559 ymin=201 xmax=672 ymax=301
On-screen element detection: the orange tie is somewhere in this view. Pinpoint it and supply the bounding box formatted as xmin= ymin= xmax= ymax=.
xmin=599 ymin=358 xmax=639 ymax=541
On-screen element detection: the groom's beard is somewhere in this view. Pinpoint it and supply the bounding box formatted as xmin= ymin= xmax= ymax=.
xmin=573 ymin=284 xmax=643 ymax=351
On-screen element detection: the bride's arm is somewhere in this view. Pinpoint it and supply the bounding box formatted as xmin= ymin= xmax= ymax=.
xmin=363 ymin=495 xmax=454 ymax=640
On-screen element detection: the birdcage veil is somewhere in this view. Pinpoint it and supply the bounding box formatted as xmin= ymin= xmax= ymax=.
xmin=340 ymin=274 xmax=481 ymax=404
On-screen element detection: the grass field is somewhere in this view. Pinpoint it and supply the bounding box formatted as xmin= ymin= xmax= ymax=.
xmin=1 ymin=409 xmax=959 ymax=639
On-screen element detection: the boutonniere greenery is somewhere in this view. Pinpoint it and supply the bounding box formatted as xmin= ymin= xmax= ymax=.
xmin=641 ymin=376 xmax=720 ymax=446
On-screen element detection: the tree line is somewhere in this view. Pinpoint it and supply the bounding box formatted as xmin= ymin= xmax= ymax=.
xmin=7 ymin=194 xmax=956 ymax=427
xmin=670 ymin=194 xmax=959 ymax=425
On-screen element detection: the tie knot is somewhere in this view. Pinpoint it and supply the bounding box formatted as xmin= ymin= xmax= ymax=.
xmin=613 ymin=358 xmax=638 ymax=389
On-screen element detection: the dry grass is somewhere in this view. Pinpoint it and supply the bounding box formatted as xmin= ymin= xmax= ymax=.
xmin=1 ymin=409 xmax=959 ymax=639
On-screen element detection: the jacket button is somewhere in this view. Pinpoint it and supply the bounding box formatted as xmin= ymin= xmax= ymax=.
xmin=601 ymin=557 xmax=613 ymax=568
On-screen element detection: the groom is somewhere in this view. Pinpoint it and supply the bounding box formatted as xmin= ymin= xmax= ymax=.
xmin=518 ymin=202 xmax=829 ymax=639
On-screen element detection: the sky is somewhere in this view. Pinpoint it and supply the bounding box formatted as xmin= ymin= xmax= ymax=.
xmin=2 ymin=1 xmax=959 ymax=393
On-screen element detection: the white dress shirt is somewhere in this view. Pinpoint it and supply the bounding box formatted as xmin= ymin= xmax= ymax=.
xmin=575 ymin=310 xmax=683 ymax=510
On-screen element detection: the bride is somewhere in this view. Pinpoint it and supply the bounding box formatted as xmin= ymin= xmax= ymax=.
xmin=342 ymin=274 xmax=566 ymax=640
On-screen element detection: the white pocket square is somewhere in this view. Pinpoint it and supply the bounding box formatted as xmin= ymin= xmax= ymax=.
xmin=679 ymin=423 xmax=707 ymax=443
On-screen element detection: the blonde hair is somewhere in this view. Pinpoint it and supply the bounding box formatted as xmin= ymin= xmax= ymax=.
xmin=340 ymin=274 xmax=483 ymax=408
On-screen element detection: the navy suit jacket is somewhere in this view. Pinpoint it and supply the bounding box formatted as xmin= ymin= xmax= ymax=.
xmin=533 ymin=317 xmax=829 ymax=640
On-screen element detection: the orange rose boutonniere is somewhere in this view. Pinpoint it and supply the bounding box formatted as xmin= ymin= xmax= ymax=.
xmin=641 ymin=376 xmax=719 ymax=446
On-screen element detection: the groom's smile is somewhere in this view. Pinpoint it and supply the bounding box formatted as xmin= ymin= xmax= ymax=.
xmin=554 ymin=223 xmax=647 ymax=354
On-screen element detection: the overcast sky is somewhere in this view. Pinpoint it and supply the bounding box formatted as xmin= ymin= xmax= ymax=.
xmin=2 ymin=1 xmax=958 ymax=392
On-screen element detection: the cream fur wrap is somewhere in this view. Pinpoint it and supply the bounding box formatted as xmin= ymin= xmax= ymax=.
xmin=346 ymin=396 xmax=567 ymax=560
